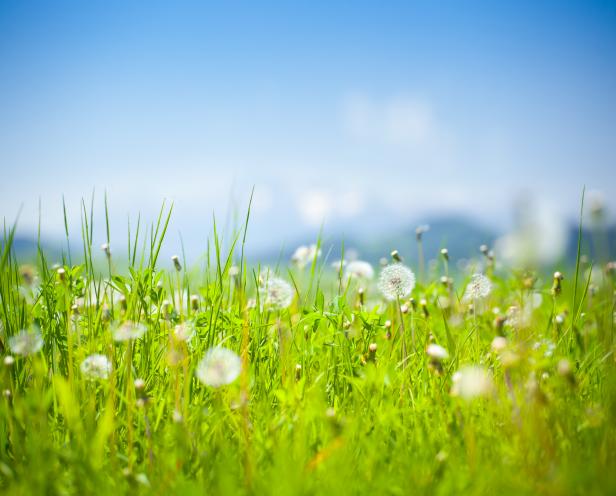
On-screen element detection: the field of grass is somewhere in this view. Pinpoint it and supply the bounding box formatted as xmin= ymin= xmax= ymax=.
xmin=0 ymin=201 xmax=615 ymax=495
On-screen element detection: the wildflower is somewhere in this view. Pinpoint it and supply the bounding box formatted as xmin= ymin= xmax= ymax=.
xmin=171 ymin=255 xmax=182 ymax=272
xmin=101 ymin=243 xmax=111 ymax=258
xmin=173 ymin=322 xmax=195 ymax=343
xmin=450 ymin=366 xmax=493 ymax=400
xmin=415 ymin=225 xmax=430 ymax=241
xmin=195 ymin=347 xmax=241 ymax=387
xmin=345 ymin=260 xmax=374 ymax=281
xmin=491 ymin=336 xmax=508 ymax=352
xmin=8 ymin=328 xmax=43 ymax=356
xmin=19 ymin=265 xmax=38 ymax=287
xmin=426 ymin=344 xmax=449 ymax=361
xmin=4 ymin=355 xmax=15 ymax=367
xmin=228 ymin=265 xmax=240 ymax=277
xmin=134 ymin=378 xmax=146 ymax=390
xmin=378 ymin=264 xmax=416 ymax=301
xmin=113 ymin=321 xmax=147 ymax=342
xmin=291 ymin=244 xmax=321 ymax=269
xmin=440 ymin=248 xmax=449 ymax=260
xmin=331 ymin=259 xmax=346 ymax=272
xmin=261 ymin=276 xmax=294 ymax=310
xmin=80 ymin=354 xmax=112 ymax=380
xmin=462 ymin=273 xmax=492 ymax=303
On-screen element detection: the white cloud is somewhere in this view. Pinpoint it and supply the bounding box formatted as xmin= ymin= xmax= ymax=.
xmin=342 ymin=93 xmax=436 ymax=147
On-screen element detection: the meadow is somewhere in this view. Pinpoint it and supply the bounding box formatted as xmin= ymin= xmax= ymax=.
xmin=0 ymin=199 xmax=614 ymax=495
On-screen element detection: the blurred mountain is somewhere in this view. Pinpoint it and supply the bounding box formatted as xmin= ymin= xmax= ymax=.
xmin=254 ymin=215 xmax=616 ymax=268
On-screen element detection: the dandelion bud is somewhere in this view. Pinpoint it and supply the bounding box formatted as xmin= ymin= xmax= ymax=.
xmin=440 ymin=248 xmax=449 ymax=261
xmin=420 ymin=298 xmax=429 ymax=318
xmin=134 ymin=378 xmax=145 ymax=390
xmin=552 ymin=271 xmax=564 ymax=296
xmin=409 ymin=298 xmax=417 ymax=311
xmin=71 ymin=304 xmax=79 ymax=313
xmin=479 ymin=244 xmax=489 ymax=255
xmin=171 ymin=255 xmax=182 ymax=272
xmin=358 ymin=287 xmax=365 ymax=305
xmin=384 ymin=320 xmax=392 ymax=340
xmin=400 ymin=303 xmax=409 ymax=314
xmin=368 ymin=342 xmax=377 ymax=354
xmin=190 ymin=294 xmax=199 ymax=311
xmin=3 ymin=356 xmax=15 ymax=367
xmin=555 ymin=313 xmax=565 ymax=326
xmin=557 ymin=359 xmax=574 ymax=380
xmin=493 ymin=315 xmax=506 ymax=332
xmin=415 ymin=225 xmax=429 ymax=241
xmin=57 ymin=267 xmax=66 ymax=282
xmin=391 ymin=250 xmax=402 ymax=262
xmin=101 ymin=243 xmax=111 ymax=258
xmin=3 ymin=389 xmax=11 ymax=398
xmin=172 ymin=409 xmax=183 ymax=423
xmin=295 ymin=363 xmax=302 ymax=381
xmin=440 ymin=276 xmax=448 ymax=287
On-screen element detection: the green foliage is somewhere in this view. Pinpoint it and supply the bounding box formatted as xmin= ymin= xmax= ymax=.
xmin=0 ymin=205 xmax=615 ymax=496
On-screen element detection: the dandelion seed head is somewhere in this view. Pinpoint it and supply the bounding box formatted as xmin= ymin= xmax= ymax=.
xmin=426 ymin=344 xmax=449 ymax=361
xmin=344 ymin=260 xmax=374 ymax=281
xmin=8 ymin=328 xmax=43 ymax=356
xmin=261 ymin=276 xmax=294 ymax=310
xmin=462 ymin=273 xmax=492 ymax=302
xmin=113 ymin=321 xmax=147 ymax=342
xmin=173 ymin=322 xmax=196 ymax=343
xmin=196 ymin=347 xmax=241 ymax=387
xmin=291 ymin=244 xmax=321 ymax=269
xmin=451 ymin=366 xmax=493 ymax=400
xmin=491 ymin=336 xmax=508 ymax=352
xmin=80 ymin=354 xmax=112 ymax=380
xmin=378 ymin=264 xmax=415 ymax=301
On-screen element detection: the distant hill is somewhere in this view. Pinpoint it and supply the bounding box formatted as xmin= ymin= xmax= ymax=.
xmin=253 ymin=216 xmax=616 ymax=268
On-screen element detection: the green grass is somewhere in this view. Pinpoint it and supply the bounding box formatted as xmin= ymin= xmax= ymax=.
xmin=0 ymin=202 xmax=615 ymax=496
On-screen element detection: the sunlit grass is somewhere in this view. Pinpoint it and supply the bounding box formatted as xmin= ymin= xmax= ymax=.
xmin=0 ymin=197 xmax=615 ymax=495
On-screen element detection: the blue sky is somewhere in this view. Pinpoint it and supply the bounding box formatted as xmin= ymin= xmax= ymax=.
xmin=1 ymin=0 xmax=615 ymax=257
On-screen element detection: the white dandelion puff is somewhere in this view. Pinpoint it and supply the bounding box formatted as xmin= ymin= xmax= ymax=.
xmin=80 ymin=354 xmax=112 ymax=380
xmin=426 ymin=344 xmax=449 ymax=361
xmin=8 ymin=327 xmax=43 ymax=356
xmin=291 ymin=244 xmax=321 ymax=269
xmin=196 ymin=347 xmax=241 ymax=387
xmin=450 ymin=366 xmax=493 ymax=400
xmin=462 ymin=273 xmax=492 ymax=303
xmin=173 ymin=322 xmax=196 ymax=343
xmin=344 ymin=260 xmax=375 ymax=281
xmin=113 ymin=321 xmax=147 ymax=342
xmin=491 ymin=336 xmax=508 ymax=352
xmin=260 ymin=276 xmax=294 ymax=310
xmin=377 ymin=264 xmax=415 ymax=301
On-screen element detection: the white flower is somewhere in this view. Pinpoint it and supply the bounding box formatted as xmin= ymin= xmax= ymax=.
xmin=113 ymin=321 xmax=147 ymax=342
xmin=291 ymin=244 xmax=321 ymax=269
xmin=451 ymin=366 xmax=493 ymax=400
xmin=261 ymin=276 xmax=294 ymax=310
xmin=331 ymin=260 xmax=347 ymax=272
xmin=426 ymin=344 xmax=449 ymax=361
xmin=377 ymin=264 xmax=415 ymax=301
xmin=344 ymin=260 xmax=374 ymax=281
xmin=80 ymin=354 xmax=112 ymax=380
xmin=491 ymin=336 xmax=508 ymax=352
xmin=173 ymin=322 xmax=195 ymax=343
xmin=462 ymin=274 xmax=492 ymax=302
xmin=8 ymin=328 xmax=43 ymax=356
xmin=196 ymin=347 xmax=241 ymax=387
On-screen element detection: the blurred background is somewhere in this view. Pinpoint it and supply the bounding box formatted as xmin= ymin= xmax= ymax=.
xmin=1 ymin=0 xmax=615 ymax=265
